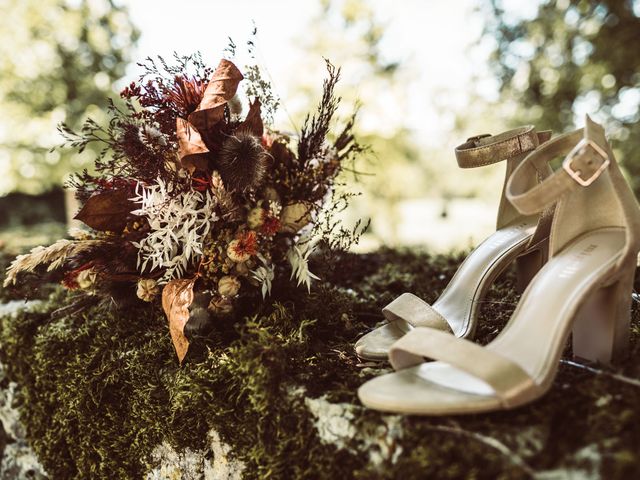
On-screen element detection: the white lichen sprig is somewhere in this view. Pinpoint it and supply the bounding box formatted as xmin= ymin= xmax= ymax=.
xmin=251 ymin=255 xmax=275 ymax=299
xmin=287 ymin=238 xmax=320 ymax=292
xmin=3 ymin=239 xmax=104 ymax=287
xmin=130 ymin=178 xmax=218 ymax=283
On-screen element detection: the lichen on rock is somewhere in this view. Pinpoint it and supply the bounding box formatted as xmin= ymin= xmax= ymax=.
xmin=0 ymin=303 xmax=47 ymax=480
xmin=146 ymin=430 xmax=245 ymax=480
xmin=304 ymin=393 xmax=403 ymax=467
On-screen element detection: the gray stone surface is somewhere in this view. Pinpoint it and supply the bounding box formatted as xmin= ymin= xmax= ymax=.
xmin=0 ymin=301 xmax=47 ymax=479
xmin=146 ymin=430 xmax=245 ymax=480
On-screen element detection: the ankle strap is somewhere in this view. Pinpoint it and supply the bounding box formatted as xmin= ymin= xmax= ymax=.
xmin=507 ymin=127 xmax=611 ymax=215
xmin=455 ymin=126 xmax=552 ymax=169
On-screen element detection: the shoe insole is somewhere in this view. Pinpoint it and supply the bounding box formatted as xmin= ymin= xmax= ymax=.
xmin=415 ymin=227 xmax=626 ymax=396
xmin=426 ymin=219 xmax=537 ymax=337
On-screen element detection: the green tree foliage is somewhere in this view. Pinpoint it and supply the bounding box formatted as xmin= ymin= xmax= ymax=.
xmin=484 ymin=0 xmax=640 ymax=193
xmin=0 ymin=0 xmax=139 ymax=195
xmin=288 ymin=0 xmax=437 ymax=244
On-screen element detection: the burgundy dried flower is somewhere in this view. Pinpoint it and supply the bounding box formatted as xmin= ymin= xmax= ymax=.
xmin=261 ymin=215 xmax=281 ymax=237
xmin=164 ymin=75 xmax=206 ymax=117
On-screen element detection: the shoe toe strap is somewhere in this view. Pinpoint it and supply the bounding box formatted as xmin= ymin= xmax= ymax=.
xmin=389 ymin=328 xmax=535 ymax=404
xmin=382 ymin=293 xmax=451 ymax=332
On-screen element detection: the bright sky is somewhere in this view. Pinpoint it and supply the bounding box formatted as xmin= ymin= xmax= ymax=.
xmin=122 ymin=0 xmax=510 ymax=146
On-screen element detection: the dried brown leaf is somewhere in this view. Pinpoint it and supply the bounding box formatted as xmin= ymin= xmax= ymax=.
xmin=161 ymin=278 xmax=196 ymax=364
xmin=176 ymin=117 xmax=209 ymax=172
xmin=74 ymin=190 xmax=134 ymax=232
xmin=237 ymin=99 xmax=263 ymax=137
xmin=188 ymin=59 xmax=243 ymax=134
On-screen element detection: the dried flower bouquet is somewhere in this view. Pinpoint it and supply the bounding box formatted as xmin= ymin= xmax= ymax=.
xmin=4 ymin=52 xmax=367 ymax=362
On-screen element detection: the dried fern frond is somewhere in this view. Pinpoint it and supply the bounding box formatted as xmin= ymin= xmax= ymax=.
xmin=3 ymin=239 xmax=104 ymax=287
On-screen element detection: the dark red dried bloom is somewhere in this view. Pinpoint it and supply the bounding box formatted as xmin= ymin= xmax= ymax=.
xmin=231 ymin=231 xmax=258 ymax=258
xmin=164 ymin=75 xmax=206 ymax=117
xmin=120 ymin=81 xmax=142 ymax=99
xmin=261 ymin=215 xmax=280 ymax=237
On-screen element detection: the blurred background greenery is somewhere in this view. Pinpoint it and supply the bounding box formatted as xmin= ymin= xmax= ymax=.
xmin=0 ymin=0 xmax=638 ymax=254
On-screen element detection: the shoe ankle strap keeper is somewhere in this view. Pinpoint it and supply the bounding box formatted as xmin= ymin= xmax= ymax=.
xmin=455 ymin=126 xmax=552 ymax=169
xmin=506 ymin=128 xmax=611 ymax=215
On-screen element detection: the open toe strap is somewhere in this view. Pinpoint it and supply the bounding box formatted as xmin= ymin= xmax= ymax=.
xmin=389 ymin=328 xmax=535 ymax=406
xmin=382 ymin=293 xmax=451 ymax=332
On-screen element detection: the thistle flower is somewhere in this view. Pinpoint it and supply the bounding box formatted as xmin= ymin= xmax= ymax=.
xmin=226 ymin=231 xmax=258 ymax=263
xmin=217 ymin=131 xmax=269 ymax=192
xmin=60 ymin=263 xmax=95 ymax=290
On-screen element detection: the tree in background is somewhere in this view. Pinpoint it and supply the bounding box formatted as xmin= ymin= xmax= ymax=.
xmin=484 ymin=0 xmax=640 ymax=193
xmin=0 ymin=0 xmax=139 ymax=195
xmin=282 ymin=0 xmax=438 ymax=245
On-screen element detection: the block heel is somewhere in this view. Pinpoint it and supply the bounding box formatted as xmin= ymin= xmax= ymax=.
xmin=572 ymin=266 xmax=636 ymax=365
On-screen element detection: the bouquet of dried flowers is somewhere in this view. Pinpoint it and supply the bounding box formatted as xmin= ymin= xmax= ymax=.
xmin=4 ymin=52 xmax=367 ymax=362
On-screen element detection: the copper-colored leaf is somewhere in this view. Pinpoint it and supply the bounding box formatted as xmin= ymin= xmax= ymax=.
xmin=176 ymin=117 xmax=209 ymax=172
xmin=161 ymin=278 xmax=196 ymax=364
xmin=237 ymin=99 xmax=263 ymax=137
xmin=74 ymin=190 xmax=134 ymax=232
xmin=188 ymin=59 xmax=243 ymax=134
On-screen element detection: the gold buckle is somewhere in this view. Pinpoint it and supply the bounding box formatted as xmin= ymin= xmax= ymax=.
xmin=562 ymin=138 xmax=610 ymax=187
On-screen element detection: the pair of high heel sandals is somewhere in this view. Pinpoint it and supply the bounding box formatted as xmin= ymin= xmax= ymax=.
xmin=356 ymin=116 xmax=640 ymax=415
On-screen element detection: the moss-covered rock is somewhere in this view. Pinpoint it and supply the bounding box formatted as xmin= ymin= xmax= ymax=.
xmin=0 ymin=249 xmax=639 ymax=479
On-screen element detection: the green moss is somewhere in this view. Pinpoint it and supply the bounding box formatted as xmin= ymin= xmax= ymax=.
xmin=1 ymin=248 xmax=639 ymax=478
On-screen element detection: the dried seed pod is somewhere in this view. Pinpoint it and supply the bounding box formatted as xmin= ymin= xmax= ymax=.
xmin=208 ymin=295 xmax=234 ymax=316
xmin=137 ymin=278 xmax=159 ymax=302
xmin=217 ymin=131 xmax=268 ymax=192
xmin=218 ymin=275 xmax=240 ymax=297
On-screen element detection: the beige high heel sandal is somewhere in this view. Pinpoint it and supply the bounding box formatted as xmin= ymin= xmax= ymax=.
xmin=358 ymin=115 xmax=640 ymax=415
xmin=355 ymin=126 xmax=553 ymax=361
